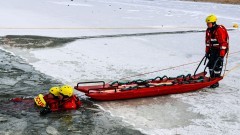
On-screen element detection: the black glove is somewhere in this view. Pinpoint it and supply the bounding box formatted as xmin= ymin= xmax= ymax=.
xmin=40 ymin=107 xmax=51 ymax=116
xmin=205 ymin=53 xmax=210 ymax=59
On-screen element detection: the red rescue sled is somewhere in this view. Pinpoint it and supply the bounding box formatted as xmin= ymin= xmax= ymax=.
xmin=74 ymin=72 xmax=223 ymax=101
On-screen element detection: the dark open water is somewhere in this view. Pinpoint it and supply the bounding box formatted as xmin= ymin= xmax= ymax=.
xmin=0 ymin=35 xmax=144 ymax=135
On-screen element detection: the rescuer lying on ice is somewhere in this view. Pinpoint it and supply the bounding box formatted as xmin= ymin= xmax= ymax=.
xmin=205 ymin=14 xmax=229 ymax=88
xmin=34 ymin=85 xmax=82 ymax=115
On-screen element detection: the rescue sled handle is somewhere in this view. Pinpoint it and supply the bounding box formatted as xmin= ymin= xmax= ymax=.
xmin=195 ymin=56 xmax=223 ymax=78
xmin=76 ymin=81 xmax=106 ymax=88
xmin=194 ymin=56 xmax=207 ymax=77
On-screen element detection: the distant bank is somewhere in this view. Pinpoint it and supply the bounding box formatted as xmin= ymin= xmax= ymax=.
xmin=185 ymin=0 xmax=240 ymax=4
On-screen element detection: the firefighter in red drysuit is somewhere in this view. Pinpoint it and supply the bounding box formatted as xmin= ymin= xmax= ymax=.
xmin=205 ymin=14 xmax=229 ymax=88
xmin=36 ymin=87 xmax=60 ymax=115
xmin=43 ymin=87 xmax=60 ymax=111
xmin=58 ymin=85 xmax=82 ymax=110
xmin=39 ymin=85 xmax=82 ymax=115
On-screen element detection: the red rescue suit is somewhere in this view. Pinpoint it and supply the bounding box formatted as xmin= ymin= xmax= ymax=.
xmin=40 ymin=94 xmax=82 ymax=115
xmin=205 ymin=25 xmax=229 ymax=57
xmin=43 ymin=94 xmax=59 ymax=111
xmin=59 ymin=95 xmax=82 ymax=110
xmin=205 ymin=25 xmax=229 ymax=78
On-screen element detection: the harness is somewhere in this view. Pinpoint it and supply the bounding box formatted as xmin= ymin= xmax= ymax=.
xmin=206 ymin=26 xmax=219 ymax=49
xmin=206 ymin=25 xmax=229 ymax=50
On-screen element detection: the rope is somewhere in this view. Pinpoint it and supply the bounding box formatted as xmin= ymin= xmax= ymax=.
xmin=0 ymin=26 xmax=206 ymax=30
xmin=0 ymin=26 xmax=237 ymax=30
xmin=223 ymin=49 xmax=229 ymax=77
xmin=117 ymin=61 xmax=199 ymax=81
xmin=224 ymin=63 xmax=240 ymax=77
xmin=111 ymin=50 xmax=240 ymax=82
xmin=223 ymin=50 xmax=240 ymax=76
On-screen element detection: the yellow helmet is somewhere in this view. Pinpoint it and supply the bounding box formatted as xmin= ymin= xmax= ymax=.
xmin=49 ymin=87 xmax=60 ymax=96
xmin=206 ymin=14 xmax=217 ymax=23
xmin=60 ymin=85 xmax=73 ymax=97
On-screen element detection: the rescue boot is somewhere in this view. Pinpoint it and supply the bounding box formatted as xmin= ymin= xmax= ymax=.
xmin=210 ymin=82 xmax=219 ymax=88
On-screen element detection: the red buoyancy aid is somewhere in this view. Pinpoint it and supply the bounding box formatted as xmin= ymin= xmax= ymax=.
xmin=60 ymin=95 xmax=82 ymax=110
xmin=205 ymin=25 xmax=229 ymax=57
xmin=43 ymin=94 xmax=59 ymax=111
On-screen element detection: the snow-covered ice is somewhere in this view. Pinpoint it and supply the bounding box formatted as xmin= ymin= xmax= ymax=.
xmin=0 ymin=0 xmax=240 ymax=134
